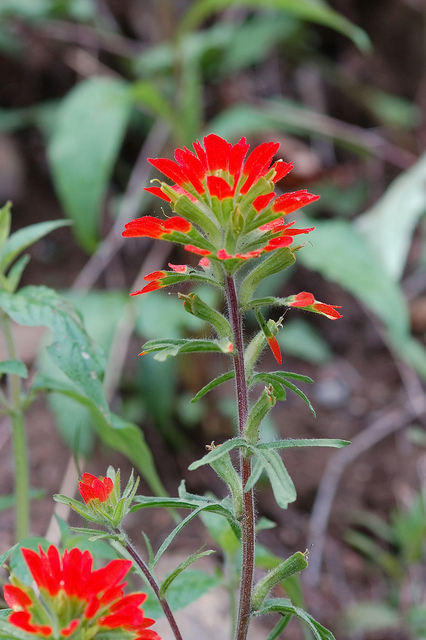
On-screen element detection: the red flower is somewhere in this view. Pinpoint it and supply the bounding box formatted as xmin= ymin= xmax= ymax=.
xmin=287 ymin=291 xmax=342 ymax=320
xmin=78 ymin=473 xmax=114 ymax=504
xmin=122 ymin=215 xmax=191 ymax=239
xmin=4 ymin=546 xmax=160 ymax=640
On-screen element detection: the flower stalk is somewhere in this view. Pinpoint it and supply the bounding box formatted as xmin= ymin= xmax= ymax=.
xmin=225 ymin=275 xmax=255 ymax=640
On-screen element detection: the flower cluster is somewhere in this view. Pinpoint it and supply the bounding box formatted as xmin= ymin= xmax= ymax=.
xmin=54 ymin=468 xmax=139 ymax=529
xmin=4 ymin=545 xmax=160 ymax=640
xmin=122 ymin=133 xmax=318 ymax=290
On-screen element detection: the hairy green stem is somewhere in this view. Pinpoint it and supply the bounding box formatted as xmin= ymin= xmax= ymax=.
xmin=225 ymin=275 xmax=255 ymax=640
xmin=118 ymin=531 xmax=183 ymax=640
xmin=2 ymin=314 xmax=29 ymax=540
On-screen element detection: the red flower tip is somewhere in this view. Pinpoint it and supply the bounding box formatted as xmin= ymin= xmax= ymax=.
xmin=199 ymin=257 xmax=210 ymax=268
xmin=288 ymin=291 xmax=342 ymax=319
xmin=267 ymin=335 xmax=282 ymax=364
xmin=271 ymin=160 xmax=294 ymax=183
xmin=184 ymin=244 xmax=211 ymax=256
xmin=313 ymin=302 xmax=343 ymax=320
xmin=168 ymin=263 xmax=188 ymax=273
xmin=130 ymin=280 xmax=164 ymax=296
xmin=78 ymin=473 xmax=114 ymax=504
xmin=144 ymin=187 xmax=171 ymax=203
xmin=289 ymin=291 xmax=315 ymax=307
xmin=122 ymin=216 xmax=191 ymax=239
xmin=272 ymin=190 xmax=320 ymax=215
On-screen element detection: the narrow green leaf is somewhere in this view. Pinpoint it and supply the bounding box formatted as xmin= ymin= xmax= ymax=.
xmin=266 ymin=615 xmax=292 ymax=640
xmin=0 ymin=359 xmax=28 ymax=378
xmin=153 ymin=503 xmax=238 ymax=566
xmin=159 ymin=548 xmax=215 ymax=597
xmin=0 ymin=543 xmax=17 ymax=566
xmin=0 ymin=219 xmax=71 ymax=273
xmin=255 ymin=599 xmax=336 ymax=640
xmin=188 ymin=437 xmax=247 ymax=470
xmin=179 ymin=0 xmax=370 ymax=52
xmin=250 ymin=372 xmax=315 ymax=415
xmin=0 ymin=201 xmax=11 ymax=250
xmin=253 ymin=449 xmax=296 ymax=509
xmin=191 ymin=370 xmax=235 ymax=403
xmin=245 ymin=457 xmax=264 ymax=492
xmin=357 ymin=151 xmax=426 ymax=280
xmin=6 ymin=254 xmax=30 ymax=292
xmin=48 ymin=77 xmax=132 ymax=252
xmin=258 ymin=438 xmax=350 ymax=450
xmin=141 ymin=337 xmax=233 ymax=361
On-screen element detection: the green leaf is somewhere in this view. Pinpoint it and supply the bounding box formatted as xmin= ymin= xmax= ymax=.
xmin=0 ymin=543 xmax=17 ymax=566
xmin=252 ymin=449 xmax=296 ymax=509
xmin=258 ymin=438 xmax=350 ymax=450
xmin=141 ymin=337 xmax=233 ymax=361
xmin=255 ymin=598 xmax=336 ymax=640
xmin=239 ymin=248 xmax=296 ymax=308
xmin=191 ymin=370 xmax=235 ymax=402
xmin=250 ymin=372 xmax=315 ymax=416
xmin=6 ymin=254 xmax=31 ymax=293
xmin=266 ymin=616 xmax=292 ymax=640
xmin=0 ymin=285 xmax=108 ymax=413
xmin=48 ymin=77 xmax=132 ymax=252
xmin=32 ymin=374 xmax=166 ymax=498
xmin=356 ymin=151 xmax=426 ymax=280
xmin=0 ymin=201 xmax=11 ymax=249
xmin=188 ymin=437 xmax=247 ymax=470
xmin=0 ymin=219 xmax=71 ymax=273
xmin=297 ymin=217 xmax=426 ymax=376
xmin=179 ymin=0 xmax=370 ymax=52
xmin=0 ymin=359 xmax=27 ymax=378
xmin=159 ymin=548 xmax=215 ymax=597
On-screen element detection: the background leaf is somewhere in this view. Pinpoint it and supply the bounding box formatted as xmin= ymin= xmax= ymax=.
xmin=48 ymin=77 xmax=132 ymax=252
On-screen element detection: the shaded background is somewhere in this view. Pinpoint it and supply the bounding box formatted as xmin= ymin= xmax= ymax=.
xmin=1 ymin=0 xmax=426 ymax=638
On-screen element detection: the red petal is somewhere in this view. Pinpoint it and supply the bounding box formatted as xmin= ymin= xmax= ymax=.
xmin=144 ymin=187 xmax=171 ymax=202
xmin=4 ymin=585 xmax=32 ymax=609
xmin=130 ymin=280 xmax=165 ymax=295
xmin=240 ymin=142 xmax=280 ymax=194
xmin=313 ymin=302 xmax=343 ymax=319
xmin=168 ymin=263 xmax=187 ymax=273
xmin=272 ymin=190 xmax=320 ymax=215
xmin=217 ymin=249 xmax=233 ymax=260
xmin=148 ymin=158 xmax=188 ymax=187
xmin=122 ymin=217 xmax=163 ymax=239
xmin=290 ymin=292 xmax=315 ymax=307
xmin=174 ymin=148 xmax=205 ymax=193
xmin=229 ymin=137 xmax=249 ymax=178
xmin=163 ymin=217 xmax=192 ymax=234
xmin=184 ymin=245 xmax=211 ymax=256
xmin=144 ymin=271 xmax=166 ymax=281
xmin=203 ymin=134 xmax=231 ymax=171
xmin=267 ymin=336 xmax=282 ymax=365
xmin=9 ymin=611 xmax=51 ymax=637
xmin=206 ymin=175 xmax=233 ymax=200
xmin=253 ymin=192 xmax=275 ymax=212
xmin=193 ymin=140 xmax=208 ymax=170
xmin=271 ymin=160 xmax=293 ymax=183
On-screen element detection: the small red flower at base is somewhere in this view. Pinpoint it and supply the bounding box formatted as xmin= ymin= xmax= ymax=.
xmin=78 ymin=473 xmax=114 ymax=504
xmin=4 ymin=546 xmax=160 ymax=640
xmin=288 ymin=291 xmax=342 ymax=320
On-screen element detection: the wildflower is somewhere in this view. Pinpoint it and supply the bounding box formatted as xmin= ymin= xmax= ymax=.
xmin=122 ymin=134 xmax=319 ymax=280
xmin=286 ymin=291 xmax=342 ymax=320
xmin=78 ymin=473 xmax=114 ymax=504
xmin=4 ymin=545 xmax=160 ymax=640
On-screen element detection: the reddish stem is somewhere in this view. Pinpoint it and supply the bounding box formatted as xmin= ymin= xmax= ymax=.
xmin=119 ymin=532 xmax=183 ymax=640
xmin=225 ymin=275 xmax=255 ymax=640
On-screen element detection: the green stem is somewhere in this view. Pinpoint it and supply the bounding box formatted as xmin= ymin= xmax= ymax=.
xmin=2 ymin=314 xmax=29 ymax=540
xmin=225 ymin=276 xmax=255 ymax=640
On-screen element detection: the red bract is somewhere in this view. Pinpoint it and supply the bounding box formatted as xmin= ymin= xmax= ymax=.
xmin=78 ymin=473 xmax=114 ymax=504
xmin=288 ymin=291 xmax=342 ymax=320
xmin=4 ymin=546 xmax=160 ymax=640
xmin=122 ymin=215 xmax=192 ymax=239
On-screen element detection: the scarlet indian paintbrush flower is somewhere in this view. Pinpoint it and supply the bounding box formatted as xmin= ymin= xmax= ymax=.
xmin=78 ymin=472 xmax=114 ymax=504
xmin=122 ymin=133 xmax=317 ymax=269
xmin=4 ymin=545 xmax=160 ymax=640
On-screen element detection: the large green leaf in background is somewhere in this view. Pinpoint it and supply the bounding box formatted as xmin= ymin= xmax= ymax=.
xmin=356 ymin=151 xmax=426 ymax=280
xmin=0 ymin=286 xmax=165 ymax=496
xmin=297 ymin=218 xmax=426 ymax=377
xmin=48 ymin=77 xmax=132 ymax=252
xmin=179 ymin=0 xmax=370 ymax=52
